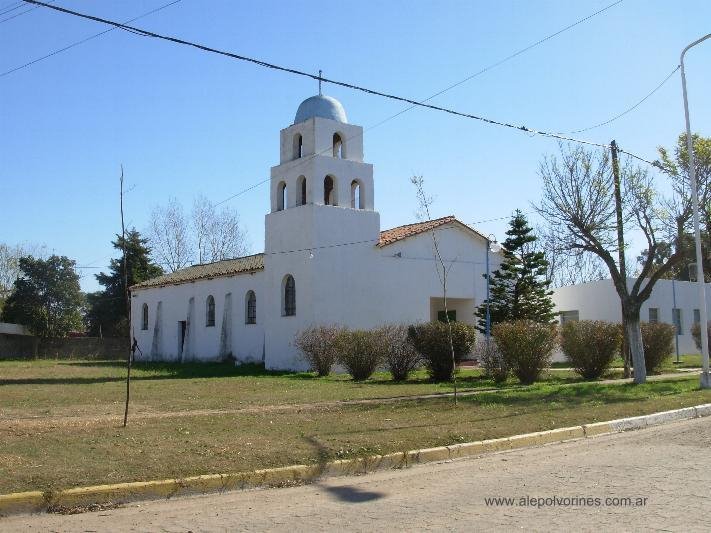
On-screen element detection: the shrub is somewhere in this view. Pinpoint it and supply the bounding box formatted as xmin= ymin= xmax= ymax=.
xmin=294 ymin=325 xmax=342 ymax=377
xmin=493 ymin=320 xmax=557 ymax=385
xmin=376 ymin=324 xmax=421 ymax=381
xmin=560 ymin=320 xmax=620 ymax=380
xmin=335 ymin=329 xmax=384 ymax=381
xmin=691 ymin=320 xmax=711 ymax=352
xmin=407 ymin=322 xmax=476 ymax=382
xmin=640 ymin=322 xmax=674 ymax=374
xmin=474 ymin=337 xmax=508 ymax=383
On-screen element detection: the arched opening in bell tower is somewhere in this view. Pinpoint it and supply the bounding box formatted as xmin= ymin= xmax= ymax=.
xmin=351 ymin=180 xmax=364 ymax=209
xmin=293 ymin=133 xmax=303 ymax=159
xmin=324 ymin=175 xmax=337 ymax=205
xmin=277 ymin=181 xmax=287 ymax=211
xmin=332 ymin=133 xmax=345 ymax=158
xmin=296 ymin=176 xmax=307 ymax=205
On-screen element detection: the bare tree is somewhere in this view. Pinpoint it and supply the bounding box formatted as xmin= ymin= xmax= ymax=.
xmin=535 ymin=225 xmax=606 ymax=287
xmin=191 ymin=194 xmax=248 ymax=264
xmin=536 ymin=144 xmax=690 ymax=384
xmin=147 ymin=195 xmax=249 ymax=269
xmin=0 ymin=242 xmax=47 ymax=299
xmin=147 ymin=197 xmax=192 ymax=272
xmin=411 ymin=175 xmax=458 ymax=403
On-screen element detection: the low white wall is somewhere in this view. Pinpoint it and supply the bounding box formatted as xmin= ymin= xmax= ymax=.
xmin=553 ymin=278 xmax=711 ymax=357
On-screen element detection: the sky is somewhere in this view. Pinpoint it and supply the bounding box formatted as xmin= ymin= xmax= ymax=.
xmin=1 ymin=0 xmax=709 ymax=293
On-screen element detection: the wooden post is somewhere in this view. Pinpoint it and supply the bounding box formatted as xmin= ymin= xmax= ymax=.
xmin=611 ymin=141 xmax=631 ymax=378
xmin=120 ymin=166 xmax=133 ymax=427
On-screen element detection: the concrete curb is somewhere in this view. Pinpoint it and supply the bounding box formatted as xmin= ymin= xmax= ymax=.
xmin=2 ymin=403 xmax=710 ymax=517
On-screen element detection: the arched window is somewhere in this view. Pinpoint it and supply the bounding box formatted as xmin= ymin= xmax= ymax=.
xmin=351 ymin=180 xmax=364 ymax=209
xmin=333 ymin=132 xmax=344 ymax=158
xmin=324 ymin=175 xmax=336 ymax=205
xmin=293 ymin=133 xmax=303 ymax=159
xmin=277 ymin=181 xmax=287 ymax=211
xmin=245 ymin=290 xmax=256 ymax=324
xmin=297 ymin=176 xmax=307 ymax=206
xmin=141 ymin=303 xmax=149 ymax=330
xmin=206 ymin=295 xmax=215 ymax=327
xmin=283 ymin=275 xmax=295 ymax=316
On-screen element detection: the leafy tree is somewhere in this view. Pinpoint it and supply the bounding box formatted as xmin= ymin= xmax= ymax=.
xmin=637 ymin=133 xmax=711 ymax=281
xmin=477 ymin=211 xmax=556 ymax=331
xmin=1 ymin=255 xmax=83 ymax=337
xmin=86 ymin=229 xmax=163 ymax=336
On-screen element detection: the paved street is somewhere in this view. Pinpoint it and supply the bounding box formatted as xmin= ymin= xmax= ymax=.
xmin=5 ymin=417 xmax=710 ymax=532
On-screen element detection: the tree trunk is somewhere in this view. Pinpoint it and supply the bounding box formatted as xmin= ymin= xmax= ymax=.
xmin=621 ymin=317 xmax=631 ymax=379
xmin=625 ymin=311 xmax=647 ymax=384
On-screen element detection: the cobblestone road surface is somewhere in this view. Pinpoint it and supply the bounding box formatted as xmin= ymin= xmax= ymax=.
xmin=4 ymin=416 xmax=710 ymax=532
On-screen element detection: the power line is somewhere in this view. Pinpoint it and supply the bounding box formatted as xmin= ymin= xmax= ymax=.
xmin=24 ymin=0 xmax=666 ymax=203
xmin=0 ymin=0 xmax=51 ymax=24
xmin=22 ymin=0 xmax=619 ymax=152
xmin=1 ymin=0 xmax=181 ymax=78
xmin=366 ymin=0 xmax=624 ymax=131
xmin=567 ymin=65 xmax=681 ymax=134
xmin=0 ymin=2 xmax=24 ymax=16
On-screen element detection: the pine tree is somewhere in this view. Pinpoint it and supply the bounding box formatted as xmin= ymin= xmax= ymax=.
xmin=86 ymin=229 xmax=163 ymax=336
xmin=476 ymin=210 xmax=556 ymax=332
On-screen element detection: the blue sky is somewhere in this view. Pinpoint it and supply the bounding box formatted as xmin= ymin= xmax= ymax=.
xmin=1 ymin=0 xmax=709 ymax=292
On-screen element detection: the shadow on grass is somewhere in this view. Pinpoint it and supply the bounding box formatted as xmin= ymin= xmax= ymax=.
xmin=0 ymin=361 xmax=308 ymax=386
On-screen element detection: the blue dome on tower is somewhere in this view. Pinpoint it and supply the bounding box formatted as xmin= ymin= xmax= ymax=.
xmin=294 ymin=95 xmax=348 ymax=124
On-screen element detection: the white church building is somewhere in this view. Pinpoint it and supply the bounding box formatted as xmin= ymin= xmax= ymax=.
xmin=130 ymin=95 xmax=501 ymax=370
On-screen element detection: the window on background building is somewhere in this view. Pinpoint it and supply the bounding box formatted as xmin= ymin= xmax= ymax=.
xmin=672 ymin=308 xmax=683 ymax=335
xmin=437 ymin=310 xmax=456 ymax=323
xmin=694 ymin=309 xmax=701 ymax=324
xmin=141 ymin=303 xmax=148 ymax=330
xmin=648 ymin=308 xmax=659 ymax=323
xmin=246 ymin=291 xmax=256 ymax=324
xmin=283 ymin=275 xmax=295 ymax=316
xmin=559 ymin=310 xmax=579 ymax=325
xmin=206 ymin=295 xmax=215 ymax=327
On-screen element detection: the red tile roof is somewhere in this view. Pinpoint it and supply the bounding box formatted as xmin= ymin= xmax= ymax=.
xmin=379 ymin=216 xmax=485 ymax=246
xmin=130 ymin=253 xmax=264 ymax=291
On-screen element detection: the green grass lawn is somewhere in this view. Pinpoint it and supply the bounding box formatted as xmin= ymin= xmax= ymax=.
xmin=0 ymin=359 xmax=621 ymax=420
xmin=1 ymin=373 xmax=709 ymax=494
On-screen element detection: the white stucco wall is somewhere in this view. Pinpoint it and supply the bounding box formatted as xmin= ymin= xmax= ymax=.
xmin=131 ymin=271 xmax=265 ymax=363
xmin=552 ymin=278 xmax=711 ymax=355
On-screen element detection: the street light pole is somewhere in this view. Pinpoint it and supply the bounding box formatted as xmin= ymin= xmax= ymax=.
xmin=680 ymin=33 xmax=711 ymax=388
xmin=485 ymin=234 xmax=498 ymax=344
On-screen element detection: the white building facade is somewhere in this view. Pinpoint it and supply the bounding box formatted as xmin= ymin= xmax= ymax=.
xmin=131 ymin=95 xmax=501 ymax=370
xmin=552 ymin=278 xmax=711 ymax=355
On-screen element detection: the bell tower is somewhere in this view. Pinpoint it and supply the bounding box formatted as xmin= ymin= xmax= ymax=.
xmin=268 ymin=95 xmax=375 ymax=213
xmin=263 ymin=95 xmax=381 ymax=369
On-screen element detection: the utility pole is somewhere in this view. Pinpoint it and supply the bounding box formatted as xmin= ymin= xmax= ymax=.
xmin=611 ymin=140 xmax=630 ymax=378
xmin=120 ymin=166 xmax=133 ymax=427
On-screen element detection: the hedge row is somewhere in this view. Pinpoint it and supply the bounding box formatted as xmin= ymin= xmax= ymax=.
xmin=294 ymin=319 xmax=675 ymax=383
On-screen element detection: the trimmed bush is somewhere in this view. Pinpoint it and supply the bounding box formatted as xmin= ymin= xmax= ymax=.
xmin=640 ymin=321 xmax=674 ymax=374
xmin=335 ymin=329 xmax=383 ymax=381
xmin=560 ymin=320 xmax=620 ymax=379
xmin=691 ymin=320 xmax=711 ymax=352
xmin=493 ymin=320 xmax=557 ymax=385
xmin=475 ymin=337 xmax=509 ymax=383
xmin=407 ymin=322 xmax=476 ymax=382
xmin=376 ymin=324 xmax=421 ymax=382
xmin=294 ymin=325 xmax=342 ymax=377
